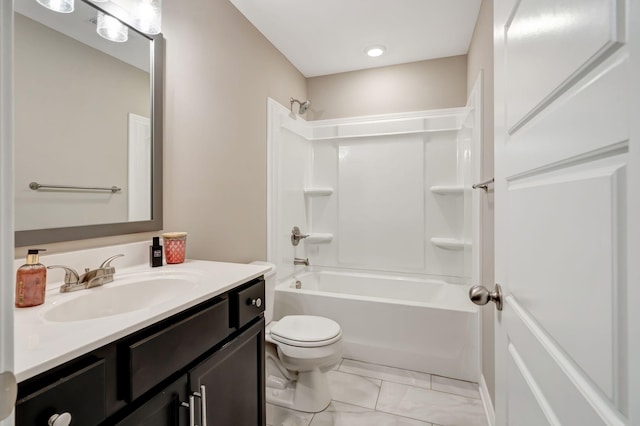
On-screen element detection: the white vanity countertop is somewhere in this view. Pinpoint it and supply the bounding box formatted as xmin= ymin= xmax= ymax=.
xmin=14 ymin=259 xmax=270 ymax=382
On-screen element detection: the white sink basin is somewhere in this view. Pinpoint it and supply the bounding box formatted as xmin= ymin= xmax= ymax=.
xmin=44 ymin=275 xmax=200 ymax=322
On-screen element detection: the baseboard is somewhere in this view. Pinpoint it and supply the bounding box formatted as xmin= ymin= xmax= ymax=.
xmin=479 ymin=374 xmax=496 ymax=426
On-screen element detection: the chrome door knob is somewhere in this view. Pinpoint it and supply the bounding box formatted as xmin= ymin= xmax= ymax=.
xmin=48 ymin=413 xmax=72 ymax=426
xmin=469 ymin=284 xmax=503 ymax=311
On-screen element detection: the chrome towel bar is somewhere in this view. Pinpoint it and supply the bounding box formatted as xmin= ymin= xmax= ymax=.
xmin=29 ymin=182 xmax=122 ymax=193
xmin=472 ymin=177 xmax=494 ymax=191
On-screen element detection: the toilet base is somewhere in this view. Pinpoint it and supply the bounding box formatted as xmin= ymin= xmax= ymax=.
xmin=266 ymin=367 xmax=332 ymax=413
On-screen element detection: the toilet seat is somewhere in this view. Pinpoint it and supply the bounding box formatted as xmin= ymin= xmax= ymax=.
xmin=270 ymin=315 xmax=342 ymax=348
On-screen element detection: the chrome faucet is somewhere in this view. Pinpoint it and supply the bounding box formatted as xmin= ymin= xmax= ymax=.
xmin=49 ymin=254 xmax=124 ymax=293
xmin=293 ymin=257 xmax=309 ymax=266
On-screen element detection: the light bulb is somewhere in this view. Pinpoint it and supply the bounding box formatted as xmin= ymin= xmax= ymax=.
xmin=97 ymin=11 xmax=128 ymax=43
xmin=365 ymin=46 xmax=386 ymax=57
xmin=132 ymin=0 xmax=161 ymax=35
xmin=36 ymin=0 xmax=74 ymax=13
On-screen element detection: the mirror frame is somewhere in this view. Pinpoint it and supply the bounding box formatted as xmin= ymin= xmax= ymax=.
xmin=15 ymin=0 xmax=163 ymax=247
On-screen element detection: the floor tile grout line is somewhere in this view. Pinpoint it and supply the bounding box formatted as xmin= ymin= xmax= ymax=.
xmin=374 ymin=381 xmax=434 ymax=425
xmin=342 ymin=357 xmax=480 ymax=385
xmin=373 ymin=379 xmax=384 ymax=411
xmin=330 ymin=368 xmax=383 ymax=385
xmin=325 ymin=398 xmax=435 ymax=426
xmin=338 ymin=370 xmax=432 ymax=390
xmin=375 ymin=403 xmax=438 ymax=425
xmin=341 ymin=358 xmax=480 ymax=388
xmin=341 ymin=357 xmax=433 ymax=377
xmin=381 ymin=377 xmax=482 ymax=401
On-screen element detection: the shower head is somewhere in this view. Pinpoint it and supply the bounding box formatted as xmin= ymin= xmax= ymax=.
xmin=290 ymin=98 xmax=311 ymax=115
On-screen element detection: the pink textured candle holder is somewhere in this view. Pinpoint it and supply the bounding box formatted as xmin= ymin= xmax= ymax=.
xmin=162 ymin=232 xmax=187 ymax=264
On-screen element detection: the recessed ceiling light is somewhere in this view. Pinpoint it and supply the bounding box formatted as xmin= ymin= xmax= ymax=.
xmin=365 ymin=46 xmax=386 ymax=57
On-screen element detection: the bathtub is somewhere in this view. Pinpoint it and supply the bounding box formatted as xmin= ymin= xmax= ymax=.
xmin=273 ymin=270 xmax=479 ymax=382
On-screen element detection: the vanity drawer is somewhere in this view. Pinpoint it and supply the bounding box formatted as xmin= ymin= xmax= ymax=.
xmin=230 ymin=277 xmax=265 ymax=329
xmin=16 ymin=357 xmax=106 ymax=426
xmin=125 ymin=297 xmax=230 ymax=401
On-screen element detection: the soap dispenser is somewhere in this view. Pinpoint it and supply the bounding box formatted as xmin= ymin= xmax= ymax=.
xmin=15 ymin=248 xmax=47 ymax=308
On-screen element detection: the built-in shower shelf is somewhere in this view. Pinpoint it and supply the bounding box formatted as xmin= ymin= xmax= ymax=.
xmin=305 ymin=233 xmax=333 ymax=244
xmin=430 ymin=185 xmax=465 ymax=195
xmin=304 ymin=187 xmax=334 ymax=196
xmin=430 ymin=237 xmax=470 ymax=250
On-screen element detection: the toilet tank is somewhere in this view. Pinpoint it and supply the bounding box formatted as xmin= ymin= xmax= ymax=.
xmin=249 ymin=261 xmax=276 ymax=324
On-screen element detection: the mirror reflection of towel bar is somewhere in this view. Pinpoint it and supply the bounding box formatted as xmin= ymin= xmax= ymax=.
xmin=472 ymin=178 xmax=494 ymax=192
xmin=29 ymin=182 xmax=122 ymax=193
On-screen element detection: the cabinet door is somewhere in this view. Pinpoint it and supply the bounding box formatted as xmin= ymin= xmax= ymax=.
xmin=189 ymin=319 xmax=265 ymax=426
xmin=115 ymin=375 xmax=189 ymax=426
xmin=16 ymin=358 xmax=106 ymax=426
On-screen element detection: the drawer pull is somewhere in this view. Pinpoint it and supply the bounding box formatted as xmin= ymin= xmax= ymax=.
xmin=250 ymin=297 xmax=262 ymax=308
xmin=48 ymin=413 xmax=72 ymax=426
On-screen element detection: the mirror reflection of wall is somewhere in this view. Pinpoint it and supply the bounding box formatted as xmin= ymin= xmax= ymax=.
xmin=13 ymin=0 xmax=151 ymax=232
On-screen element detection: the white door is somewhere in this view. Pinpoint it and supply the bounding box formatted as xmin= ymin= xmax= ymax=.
xmin=127 ymin=113 xmax=151 ymax=221
xmin=494 ymin=0 xmax=639 ymax=425
xmin=0 ymin=0 xmax=16 ymax=424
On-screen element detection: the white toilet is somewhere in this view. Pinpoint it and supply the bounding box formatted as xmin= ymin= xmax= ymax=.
xmin=251 ymin=262 xmax=342 ymax=413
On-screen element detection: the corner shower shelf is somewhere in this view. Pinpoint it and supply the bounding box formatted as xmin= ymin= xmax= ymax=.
xmin=304 ymin=187 xmax=334 ymax=196
xmin=430 ymin=185 xmax=464 ymax=195
xmin=430 ymin=237 xmax=470 ymax=250
xmin=305 ymin=233 xmax=333 ymax=244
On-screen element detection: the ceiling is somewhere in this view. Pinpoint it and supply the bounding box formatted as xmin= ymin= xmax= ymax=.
xmin=228 ymin=0 xmax=483 ymax=78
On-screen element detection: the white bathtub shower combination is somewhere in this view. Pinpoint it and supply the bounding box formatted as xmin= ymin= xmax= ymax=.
xmin=267 ymin=94 xmax=483 ymax=384
xmin=274 ymin=270 xmax=478 ymax=382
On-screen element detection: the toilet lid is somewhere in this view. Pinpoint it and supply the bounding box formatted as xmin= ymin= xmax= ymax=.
xmin=270 ymin=315 xmax=342 ymax=347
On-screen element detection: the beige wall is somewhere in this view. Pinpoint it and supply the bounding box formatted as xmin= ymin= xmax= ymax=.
xmin=306 ymin=56 xmax=468 ymax=120
xmin=14 ymin=14 xmax=149 ymax=231
xmin=467 ymin=0 xmax=495 ymax=404
xmin=161 ymin=0 xmax=306 ymax=263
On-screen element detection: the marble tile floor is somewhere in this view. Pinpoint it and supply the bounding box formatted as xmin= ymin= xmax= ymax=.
xmin=266 ymin=359 xmax=488 ymax=426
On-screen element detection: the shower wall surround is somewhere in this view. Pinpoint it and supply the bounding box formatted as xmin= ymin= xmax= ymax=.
xmin=267 ymin=98 xmax=472 ymax=281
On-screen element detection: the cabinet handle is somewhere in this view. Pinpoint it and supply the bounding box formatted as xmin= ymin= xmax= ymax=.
xmin=200 ymin=385 xmax=208 ymax=426
xmin=48 ymin=413 xmax=72 ymax=426
xmin=193 ymin=385 xmax=207 ymax=426
xmin=250 ymin=297 xmax=262 ymax=308
xmin=180 ymin=395 xmax=195 ymax=426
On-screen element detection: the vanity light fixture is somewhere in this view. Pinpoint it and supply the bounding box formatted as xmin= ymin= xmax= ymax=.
xmin=36 ymin=0 xmax=74 ymax=13
xmin=132 ymin=0 xmax=161 ymax=35
xmin=97 ymin=11 xmax=128 ymax=42
xmin=365 ymin=45 xmax=386 ymax=57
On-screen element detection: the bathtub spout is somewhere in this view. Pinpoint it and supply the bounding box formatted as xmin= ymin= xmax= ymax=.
xmin=294 ymin=257 xmax=309 ymax=266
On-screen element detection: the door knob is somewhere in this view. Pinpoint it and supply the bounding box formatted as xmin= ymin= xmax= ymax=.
xmin=469 ymin=284 xmax=503 ymax=311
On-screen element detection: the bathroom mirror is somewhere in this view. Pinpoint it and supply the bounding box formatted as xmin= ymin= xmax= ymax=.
xmin=14 ymin=0 xmax=163 ymax=247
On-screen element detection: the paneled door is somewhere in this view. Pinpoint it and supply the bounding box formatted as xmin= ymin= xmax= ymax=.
xmin=494 ymin=0 xmax=639 ymax=424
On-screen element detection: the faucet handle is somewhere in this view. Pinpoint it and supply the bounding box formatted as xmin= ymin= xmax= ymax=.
xmin=99 ymin=254 xmax=124 ymax=269
xmin=47 ymin=265 xmax=80 ymax=285
xmin=291 ymin=227 xmax=310 ymax=246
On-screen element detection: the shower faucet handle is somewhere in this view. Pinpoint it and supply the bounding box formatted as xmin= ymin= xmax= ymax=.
xmin=291 ymin=226 xmax=309 ymax=246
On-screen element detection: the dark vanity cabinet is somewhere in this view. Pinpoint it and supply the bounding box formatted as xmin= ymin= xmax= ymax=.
xmin=15 ymin=277 xmax=266 ymax=426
